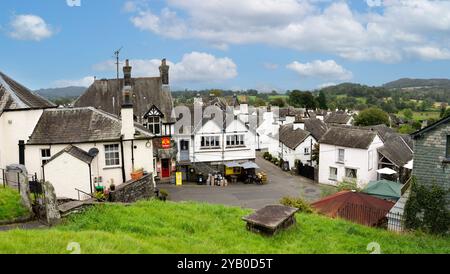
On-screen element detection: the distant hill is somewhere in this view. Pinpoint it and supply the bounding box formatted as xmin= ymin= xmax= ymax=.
xmin=34 ymin=86 xmax=86 ymax=100
xmin=383 ymin=78 xmax=450 ymax=89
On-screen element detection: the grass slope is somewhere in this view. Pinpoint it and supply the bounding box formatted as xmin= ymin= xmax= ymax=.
xmin=0 ymin=187 xmax=28 ymax=222
xmin=0 ymin=200 xmax=448 ymax=254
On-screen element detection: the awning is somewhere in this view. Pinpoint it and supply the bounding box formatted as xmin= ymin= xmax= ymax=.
xmin=224 ymin=161 xmax=242 ymax=168
xmin=241 ymin=162 xmax=260 ymax=170
xmin=376 ymin=167 xmax=397 ymax=175
xmin=403 ymin=160 xmax=413 ymax=170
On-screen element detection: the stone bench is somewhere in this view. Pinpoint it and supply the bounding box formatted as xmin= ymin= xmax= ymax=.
xmin=242 ymin=205 xmax=299 ymax=236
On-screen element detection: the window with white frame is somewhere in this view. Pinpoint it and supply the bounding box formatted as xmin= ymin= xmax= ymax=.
xmin=337 ymin=149 xmax=345 ymax=163
xmin=329 ymin=167 xmax=338 ymax=180
xmin=304 ymin=147 xmax=310 ymax=155
xmin=345 ymin=168 xmax=357 ymax=179
xmin=104 ymin=144 xmax=120 ymax=166
xmin=201 ymin=136 xmax=220 ymax=149
xmin=41 ymin=149 xmax=51 ymax=165
xmin=368 ymin=150 xmax=374 ymax=170
xmin=226 ymin=134 xmax=245 ymax=147
xmin=147 ymin=116 xmax=161 ymax=135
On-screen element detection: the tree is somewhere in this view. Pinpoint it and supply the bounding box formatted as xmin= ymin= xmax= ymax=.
xmin=270 ymin=97 xmax=286 ymax=107
xmin=354 ymin=107 xmax=389 ymax=126
xmin=402 ymin=108 xmax=413 ymax=120
xmin=311 ymin=144 xmax=320 ymax=165
xmin=317 ymin=90 xmax=328 ymax=110
xmin=254 ymin=98 xmax=266 ymax=107
xmin=289 ymin=90 xmax=317 ymax=109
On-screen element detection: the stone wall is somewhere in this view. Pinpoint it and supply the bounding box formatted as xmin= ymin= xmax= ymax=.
xmin=109 ymin=174 xmax=154 ymax=203
xmin=413 ymin=123 xmax=450 ymax=207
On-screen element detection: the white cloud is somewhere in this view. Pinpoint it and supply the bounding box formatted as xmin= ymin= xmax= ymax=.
xmin=125 ymin=0 xmax=450 ymax=62
xmin=9 ymin=14 xmax=54 ymax=41
xmin=53 ymin=76 xmax=95 ymax=88
xmin=287 ymin=60 xmax=353 ymax=81
xmin=93 ymin=52 xmax=237 ymax=83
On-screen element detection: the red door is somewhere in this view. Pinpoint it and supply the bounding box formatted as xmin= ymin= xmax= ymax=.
xmin=161 ymin=159 xmax=170 ymax=178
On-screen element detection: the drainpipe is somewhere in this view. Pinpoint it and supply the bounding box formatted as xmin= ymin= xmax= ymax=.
xmin=88 ymin=163 xmax=93 ymax=194
xmin=120 ymin=136 xmax=126 ymax=183
xmin=131 ymin=139 xmax=135 ymax=171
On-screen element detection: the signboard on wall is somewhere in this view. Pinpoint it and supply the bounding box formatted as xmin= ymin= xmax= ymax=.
xmin=176 ymin=172 xmax=182 ymax=186
xmin=162 ymin=137 xmax=171 ymax=149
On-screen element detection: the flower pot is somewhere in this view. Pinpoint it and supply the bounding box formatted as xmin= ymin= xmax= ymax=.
xmin=131 ymin=170 xmax=144 ymax=181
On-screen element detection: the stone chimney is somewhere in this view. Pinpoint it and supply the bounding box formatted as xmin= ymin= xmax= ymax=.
xmin=121 ymin=59 xmax=135 ymax=140
xmin=159 ymin=58 xmax=169 ymax=85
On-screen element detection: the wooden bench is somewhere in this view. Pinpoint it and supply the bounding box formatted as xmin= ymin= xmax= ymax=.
xmin=242 ymin=205 xmax=299 ymax=236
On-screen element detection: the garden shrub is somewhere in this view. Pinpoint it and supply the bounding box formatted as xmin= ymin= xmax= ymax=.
xmin=280 ymin=196 xmax=314 ymax=213
xmin=263 ymin=152 xmax=272 ymax=161
xmin=404 ymin=177 xmax=450 ymax=235
xmin=337 ymin=180 xmax=360 ymax=192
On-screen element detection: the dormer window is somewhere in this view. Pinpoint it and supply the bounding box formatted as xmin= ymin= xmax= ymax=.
xmin=143 ymin=105 xmax=164 ymax=136
xmin=148 ymin=116 xmax=161 ymax=135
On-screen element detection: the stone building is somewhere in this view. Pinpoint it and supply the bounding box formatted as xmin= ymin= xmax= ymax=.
xmin=412 ymin=117 xmax=450 ymax=208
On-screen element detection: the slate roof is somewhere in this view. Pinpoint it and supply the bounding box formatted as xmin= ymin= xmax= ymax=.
xmin=324 ymin=111 xmax=352 ymax=124
xmin=28 ymin=107 xmax=152 ymax=145
xmin=304 ymin=118 xmax=328 ymax=140
xmin=0 ymin=71 xmax=55 ymax=113
xmin=319 ymin=127 xmax=378 ymax=149
xmin=73 ymin=77 xmax=175 ymax=123
xmin=377 ymin=133 xmax=413 ymax=167
xmin=279 ymin=124 xmax=311 ymax=150
xmin=45 ymin=145 xmax=94 ymax=165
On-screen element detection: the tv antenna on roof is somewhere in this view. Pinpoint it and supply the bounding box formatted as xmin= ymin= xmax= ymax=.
xmin=114 ymin=47 xmax=123 ymax=81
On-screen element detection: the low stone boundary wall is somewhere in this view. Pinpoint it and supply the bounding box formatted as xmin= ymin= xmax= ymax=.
xmin=109 ymin=174 xmax=154 ymax=203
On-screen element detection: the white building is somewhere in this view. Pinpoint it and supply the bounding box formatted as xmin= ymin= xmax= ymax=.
xmin=278 ymin=118 xmax=328 ymax=170
xmin=174 ymin=96 xmax=256 ymax=179
xmin=278 ymin=124 xmax=317 ymax=169
xmin=25 ymin=107 xmax=155 ymax=199
xmin=0 ymin=70 xmax=56 ymax=170
xmin=318 ymin=127 xmax=383 ymax=188
xmin=0 ymin=68 xmax=157 ymax=200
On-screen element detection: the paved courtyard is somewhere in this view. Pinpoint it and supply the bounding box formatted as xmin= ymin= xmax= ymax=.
xmin=161 ymin=155 xmax=324 ymax=209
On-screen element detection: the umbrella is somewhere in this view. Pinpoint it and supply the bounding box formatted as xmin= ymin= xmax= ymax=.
xmin=376 ymin=167 xmax=397 ymax=175
xmin=403 ymin=160 xmax=413 ymax=170
xmin=363 ymin=180 xmax=402 ymax=200
xmin=241 ymin=162 xmax=260 ymax=169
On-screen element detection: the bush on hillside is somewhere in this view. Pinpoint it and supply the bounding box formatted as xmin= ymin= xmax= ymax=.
xmin=280 ymin=197 xmax=314 ymax=213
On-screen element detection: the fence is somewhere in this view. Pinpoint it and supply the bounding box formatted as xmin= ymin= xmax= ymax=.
xmin=336 ymin=202 xmax=405 ymax=232
xmin=1 ymin=168 xmax=39 ymax=194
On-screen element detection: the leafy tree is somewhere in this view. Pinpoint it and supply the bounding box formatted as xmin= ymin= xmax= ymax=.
xmin=311 ymin=144 xmax=320 ymax=165
xmin=354 ymin=107 xmax=389 ymax=126
xmin=317 ymin=90 xmax=328 ymax=110
xmin=289 ymin=90 xmax=317 ymax=109
xmin=398 ymin=124 xmax=416 ymax=134
xmin=402 ymin=108 xmax=414 ymax=120
xmin=270 ymin=97 xmax=286 ymax=107
xmin=254 ymin=98 xmax=266 ymax=107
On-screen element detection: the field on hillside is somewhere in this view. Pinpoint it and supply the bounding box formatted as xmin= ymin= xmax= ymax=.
xmin=0 ymin=200 xmax=448 ymax=254
xmin=0 ymin=187 xmax=28 ymax=222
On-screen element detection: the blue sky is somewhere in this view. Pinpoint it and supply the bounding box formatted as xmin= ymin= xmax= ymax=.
xmin=1 ymin=0 xmax=450 ymax=91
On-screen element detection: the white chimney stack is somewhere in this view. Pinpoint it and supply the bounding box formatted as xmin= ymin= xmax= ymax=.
xmin=121 ymin=59 xmax=135 ymax=140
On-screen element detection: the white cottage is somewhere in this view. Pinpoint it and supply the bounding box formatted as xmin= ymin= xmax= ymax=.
xmin=0 ymin=70 xmax=56 ymax=170
xmin=318 ymin=127 xmax=383 ymax=188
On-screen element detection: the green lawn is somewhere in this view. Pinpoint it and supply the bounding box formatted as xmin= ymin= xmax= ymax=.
xmin=0 ymin=187 xmax=28 ymax=222
xmin=0 ymin=200 xmax=448 ymax=254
